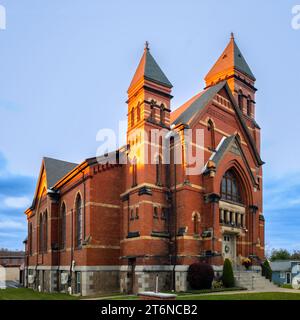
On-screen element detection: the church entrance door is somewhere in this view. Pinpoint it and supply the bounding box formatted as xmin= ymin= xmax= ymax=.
xmin=222 ymin=234 xmax=236 ymax=263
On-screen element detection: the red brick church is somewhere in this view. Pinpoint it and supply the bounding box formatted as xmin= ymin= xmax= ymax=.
xmin=24 ymin=34 xmax=265 ymax=295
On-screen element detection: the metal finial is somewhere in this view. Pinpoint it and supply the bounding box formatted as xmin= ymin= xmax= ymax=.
xmin=230 ymin=32 xmax=234 ymax=40
xmin=145 ymin=41 xmax=149 ymax=50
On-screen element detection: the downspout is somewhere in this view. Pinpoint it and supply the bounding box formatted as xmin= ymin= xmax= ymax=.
xmin=172 ymin=159 xmax=177 ymax=291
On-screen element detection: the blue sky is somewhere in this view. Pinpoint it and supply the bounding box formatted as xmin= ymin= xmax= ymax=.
xmin=0 ymin=0 xmax=300 ymax=251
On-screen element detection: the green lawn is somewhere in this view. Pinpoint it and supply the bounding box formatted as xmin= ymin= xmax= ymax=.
xmin=2 ymin=288 xmax=300 ymax=301
xmin=177 ymin=292 xmax=300 ymax=300
xmin=109 ymin=291 xmax=300 ymax=301
xmin=0 ymin=288 xmax=78 ymax=300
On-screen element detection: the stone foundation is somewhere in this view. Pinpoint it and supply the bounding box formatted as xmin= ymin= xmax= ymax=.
xmin=25 ymin=264 xmax=226 ymax=296
xmin=26 ymin=266 xmax=120 ymax=296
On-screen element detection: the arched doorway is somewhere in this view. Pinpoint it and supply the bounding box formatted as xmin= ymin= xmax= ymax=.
xmin=219 ymin=169 xmax=246 ymax=264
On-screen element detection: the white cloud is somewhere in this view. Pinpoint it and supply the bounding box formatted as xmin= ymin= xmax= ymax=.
xmin=3 ymin=196 xmax=31 ymax=209
xmin=0 ymin=218 xmax=26 ymax=230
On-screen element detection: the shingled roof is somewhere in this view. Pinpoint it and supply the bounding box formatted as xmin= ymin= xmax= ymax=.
xmin=171 ymin=81 xmax=225 ymax=126
xmin=128 ymin=45 xmax=172 ymax=90
xmin=205 ymin=33 xmax=255 ymax=82
xmin=211 ymin=135 xmax=237 ymax=166
xmin=43 ymin=157 xmax=78 ymax=188
xmin=170 ymin=81 xmax=264 ymax=166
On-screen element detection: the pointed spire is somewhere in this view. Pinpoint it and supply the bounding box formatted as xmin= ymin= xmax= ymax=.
xmin=128 ymin=43 xmax=172 ymax=92
xmin=205 ymin=33 xmax=255 ymax=86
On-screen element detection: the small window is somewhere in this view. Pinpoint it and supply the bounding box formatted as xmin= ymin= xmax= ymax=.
xmin=193 ymin=214 xmax=199 ymax=234
xmin=150 ymin=106 xmax=155 ymax=120
xmin=153 ymin=207 xmax=159 ymax=219
xmin=207 ymin=119 xmax=216 ymax=150
xmin=161 ymin=208 xmax=168 ymax=220
xmin=280 ymin=272 xmax=285 ymax=279
xmin=130 ymin=209 xmax=134 ymax=220
xmin=137 ymin=104 xmax=141 ymax=122
xmin=135 ymin=207 xmax=139 ymax=219
xmin=247 ymin=98 xmax=251 ymax=117
xmin=132 ymin=157 xmax=137 ymax=187
xmin=131 ymin=108 xmax=135 ymax=127
xmin=238 ymin=91 xmax=243 ymax=111
xmin=160 ymin=104 xmax=165 ymax=124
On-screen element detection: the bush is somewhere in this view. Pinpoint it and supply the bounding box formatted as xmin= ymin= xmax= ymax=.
xmin=280 ymin=284 xmax=292 ymax=289
xmin=261 ymin=260 xmax=272 ymax=281
xmin=187 ymin=262 xmax=214 ymax=290
xmin=212 ymin=280 xmax=223 ymax=289
xmin=222 ymin=258 xmax=235 ymax=288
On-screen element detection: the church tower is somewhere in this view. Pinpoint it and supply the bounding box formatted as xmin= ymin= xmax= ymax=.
xmin=205 ymin=33 xmax=257 ymax=120
xmin=120 ymin=43 xmax=173 ymax=279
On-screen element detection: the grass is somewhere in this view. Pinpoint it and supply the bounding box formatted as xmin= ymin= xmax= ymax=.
xmin=280 ymin=284 xmax=294 ymax=289
xmin=177 ymin=292 xmax=300 ymax=300
xmin=0 ymin=288 xmax=78 ymax=300
xmin=2 ymin=288 xmax=300 ymax=301
xmin=178 ymin=287 xmax=247 ymax=295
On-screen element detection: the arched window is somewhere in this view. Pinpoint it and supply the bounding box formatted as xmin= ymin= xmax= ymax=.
xmin=130 ymin=209 xmax=134 ymax=220
xmin=246 ymin=97 xmax=251 ymax=117
xmin=39 ymin=213 xmax=43 ymax=253
xmin=132 ymin=157 xmax=137 ymax=187
xmin=131 ymin=107 xmax=135 ymax=127
xmin=160 ymin=104 xmax=165 ymax=124
xmin=207 ymin=119 xmax=216 ymax=150
xmin=156 ymin=155 xmax=162 ymax=186
xmin=221 ymin=170 xmax=243 ymax=204
xmin=137 ymin=104 xmax=141 ymax=122
xmin=28 ymin=223 xmax=33 ymax=255
xmin=75 ymin=194 xmax=82 ymax=248
xmin=43 ymin=211 xmax=48 ymax=253
xmin=193 ymin=214 xmax=199 ymax=234
xmin=150 ymin=106 xmax=155 ymax=120
xmin=153 ymin=207 xmax=159 ymax=219
xmin=61 ymin=203 xmax=66 ymax=249
xmin=238 ymin=90 xmax=243 ymax=111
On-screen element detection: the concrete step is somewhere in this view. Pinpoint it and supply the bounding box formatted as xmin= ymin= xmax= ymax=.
xmin=234 ymin=270 xmax=278 ymax=291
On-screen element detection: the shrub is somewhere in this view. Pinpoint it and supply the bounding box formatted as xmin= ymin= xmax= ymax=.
xmin=212 ymin=280 xmax=223 ymax=289
xmin=187 ymin=262 xmax=214 ymax=290
xmin=222 ymin=258 xmax=235 ymax=288
xmin=261 ymin=260 xmax=272 ymax=281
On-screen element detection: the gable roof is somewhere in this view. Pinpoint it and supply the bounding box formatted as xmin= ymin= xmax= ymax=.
xmin=270 ymin=261 xmax=292 ymax=272
xmin=211 ymin=135 xmax=236 ymax=166
xmin=43 ymin=157 xmax=78 ymax=188
xmin=205 ymin=34 xmax=255 ymax=82
xmin=210 ymin=135 xmax=257 ymax=185
xmin=128 ymin=47 xmax=172 ymax=90
xmin=170 ymin=81 xmax=264 ymax=166
xmin=171 ymin=81 xmax=225 ymax=126
xmin=26 ymin=157 xmax=78 ymax=212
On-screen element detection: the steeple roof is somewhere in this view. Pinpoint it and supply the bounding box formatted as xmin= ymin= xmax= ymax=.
xmin=128 ymin=43 xmax=172 ymax=91
xmin=205 ymin=33 xmax=255 ymax=83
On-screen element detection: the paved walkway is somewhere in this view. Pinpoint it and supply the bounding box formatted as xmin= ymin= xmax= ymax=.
xmin=84 ymin=287 xmax=300 ymax=300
